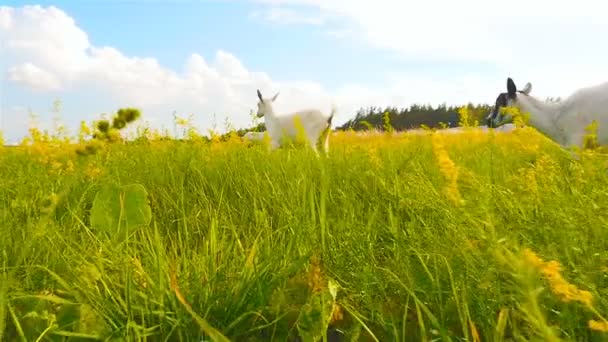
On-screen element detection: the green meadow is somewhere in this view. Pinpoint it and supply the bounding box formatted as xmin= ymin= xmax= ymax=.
xmin=1 ymin=117 xmax=608 ymax=341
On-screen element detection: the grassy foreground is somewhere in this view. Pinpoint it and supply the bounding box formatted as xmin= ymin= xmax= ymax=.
xmin=1 ymin=124 xmax=608 ymax=341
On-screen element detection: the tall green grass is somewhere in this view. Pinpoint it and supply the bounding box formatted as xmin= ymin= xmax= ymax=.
xmin=1 ymin=127 xmax=608 ymax=341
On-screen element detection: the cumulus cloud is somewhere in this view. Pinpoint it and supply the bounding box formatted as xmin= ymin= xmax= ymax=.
xmin=8 ymin=63 xmax=62 ymax=91
xmin=250 ymin=0 xmax=608 ymax=62
xmin=0 ymin=5 xmax=346 ymax=141
xmin=249 ymin=0 xmax=608 ymax=92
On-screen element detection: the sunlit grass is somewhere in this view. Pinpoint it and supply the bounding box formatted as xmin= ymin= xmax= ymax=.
xmin=1 ymin=107 xmax=608 ymax=341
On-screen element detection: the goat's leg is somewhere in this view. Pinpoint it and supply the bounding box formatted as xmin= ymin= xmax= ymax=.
xmin=323 ymin=129 xmax=331 ymax=154
xmin=565 ymin=131 xmax=587 ymax=152
xmin=557 ymin=130 xmax=586 ymax=161
xmin=307 ymin=136 xmax=320 ymax=157
xmin=268 ymin=139 xmax=280 ymax=152
xmin=310 ymin=141 xmax=320 ymax=157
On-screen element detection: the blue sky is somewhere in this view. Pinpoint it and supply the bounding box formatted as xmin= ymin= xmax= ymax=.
xmin=2 ymin=0 xmax=608 ymax=143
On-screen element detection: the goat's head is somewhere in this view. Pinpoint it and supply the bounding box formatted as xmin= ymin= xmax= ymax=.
xmin=487 ymin=77 xmax=532 ymax=128
xmin=256 ymin=89 xmax=280 ymax=118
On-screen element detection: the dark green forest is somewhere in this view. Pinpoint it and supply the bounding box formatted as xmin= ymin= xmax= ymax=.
xmin=335 ymin=103 xmax=493 ymax=131
xmin=234 ymin=103 xmax=494 ymax=137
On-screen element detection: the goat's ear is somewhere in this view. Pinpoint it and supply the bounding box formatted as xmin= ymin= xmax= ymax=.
xmin=271 ymin=92 xmax=280 ymax=102
xmin=257 ymin=89 xmax=264 ymax=102
xmin=507 ymin=78 xmax=517 ymax=98
xmin=521 ymin=82 xmax=532 ymax=95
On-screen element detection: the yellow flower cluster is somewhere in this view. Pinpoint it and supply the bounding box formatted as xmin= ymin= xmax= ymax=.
xmin=458 ymin=106 xmax=471 ymax=128
xmin=589 ymin=320 xmax=608 ymax=332
xmin=366 ymin=146 xmax=381 ymax=167
xmin=521 ymin=248 xmax=608 ymax=333
xmin=16 ymin=125 xmax=82 ymax=175
xmin=85 ymin=163 xmax=104 ymax=180
xmin=49 ymin=159 xmax=75 ymax=176
xmin=583 ymin=120 xmax=600 ymax=150
xmin=432 ymin=132 xmax=463 ymax=206
xmin=500 ymin=106 xmax=529 ymax=127
xmin=306 ymin=256 xmax=344 ymax=325
xmin=175 ymin=117 xmax=190 ymax=126
xmin=523 ymin=248 xmax=593 ymax=306
xmin=511 ymin=153 xmax=557 ymax=197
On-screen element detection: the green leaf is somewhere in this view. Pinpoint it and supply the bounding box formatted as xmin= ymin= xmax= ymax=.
xmin=296 ymin=289 xmax=334 ymax=342
xmin=90 ymin=183 xmax=152 ymax=238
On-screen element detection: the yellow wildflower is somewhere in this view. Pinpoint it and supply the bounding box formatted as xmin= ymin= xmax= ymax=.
xmin=366 ymin=146 xmax=381 ymax=167
xmin=106 ymin=128 xmax=122 ymax=142
xmin=29 ymin=127 xmax=45 ymax=143
xmin=80 ymin=120 xmax=92 ymax=135
xmin=535 ymin=154 xmax=557 ymax=176
xmin=432 ymin=132 xmax=463 ymax=206
xmin=78 ymin=121 xmax=92 ymax=142
xmin=50 ymin=161 xmax=63 ymax=173
xmin=85 ymin=164 xmax=103 ymax=180
xmin=515 ymin=166 xmax=538 ymax=195
xmin=588 ymin=319 xmax=608 ymax=332
xmin=501 ymin=106 xmax=529 ymax=127
xmin=583 ymin=120 xmax=599 ymax=150
xmin=150 ymin=129 xmax=165 ymax=141
xmin=330 ymin=302 xmax=344 ymax=324
xmin=187 ymin=127 xmax=202 ymax=141
xmin=175 ymin=117 xmax=190 ymax=126
xmin=540 ymin=262 xmax=593 ymax=306
xmin=227 ymin=130 xmax=242 ymax=146
xmin=209 ymin=130 xmax=221 ymax=144
xmin=523 ymin=248 xmax=593 ymax=307
xmin=65 ymin=159 xmax=75 ymax=173
xmin=522 ymin=248 xmax=544 ymax=268
xmin=308 ymin=255 xmax=324 ymax=294
xmin=458 ymin=106 xmax=471 ymax=128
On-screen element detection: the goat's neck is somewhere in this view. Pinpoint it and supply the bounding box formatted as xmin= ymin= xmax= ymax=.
xmin=263 ymin=107 xmax=280 ymax=132
xmin=517 ymin=95 xmax=565 ymax=143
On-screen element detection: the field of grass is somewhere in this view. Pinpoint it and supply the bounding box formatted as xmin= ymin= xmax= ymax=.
xmin=2 ymin=120 xmax=608 ymax=341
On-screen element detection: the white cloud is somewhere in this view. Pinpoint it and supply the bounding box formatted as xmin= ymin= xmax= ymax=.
xmin=250 ymin=0 xmax=608 ymax=64
xmin=8 ymin=63 xmax=62 ymax=91
xmin=250 ymin=0 xmax=608 ymax=80
xmin=0 ymin=5 xmax=345 ymax=141
xmin=247 ymin=0 xmax=608 ymax=108
xmin=2 ymin=3 xmax=608 ymax=143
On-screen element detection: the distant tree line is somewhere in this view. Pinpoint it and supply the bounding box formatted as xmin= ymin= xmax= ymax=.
xmin=233 ymin=103 xmax=495 ymax=138
xmin=335 ymin=103 xmax=493 ymax=131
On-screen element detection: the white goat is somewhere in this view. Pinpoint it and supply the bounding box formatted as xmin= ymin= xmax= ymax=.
xmin=255 ymin=89 xmax=336 ymax=155
xmin=478 ymin=123 xmax=517 ymax=132
xmin=242 ymin=131 xmax=266 ymax=142
xmin=487 ymin=77 xmax=608 ymax=148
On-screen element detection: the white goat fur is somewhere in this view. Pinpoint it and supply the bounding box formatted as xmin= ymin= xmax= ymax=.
xmin=243 ymin=131 xmax=266 ymax=142
xmin=493 ymin=78 xmax=608 ymax=148
xmin=255 ymin=89 xmax=336 ymax=154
